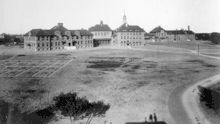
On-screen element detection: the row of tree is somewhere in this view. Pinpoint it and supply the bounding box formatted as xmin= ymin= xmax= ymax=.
xmin=0 ymin=34 xmax=24 ymax=45
xmin=195 ymin=33 xmax=220 ymax=44
xmin=209 ymin=32 xmax=220 ymax=44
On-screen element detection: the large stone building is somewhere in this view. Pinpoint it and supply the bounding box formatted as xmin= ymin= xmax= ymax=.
xmin=149 ymin=26 xmax=195 ymax=42
xmin=113 ymin=13 xmax=145 ymax=47
xmin=24 ymin=23 xmax=93 ymax=51
xmin=89 ymin=21 xmax=112 ymax=47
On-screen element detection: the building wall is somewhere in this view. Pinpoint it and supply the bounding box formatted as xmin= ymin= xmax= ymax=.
xmin=24 ymin=36 xmax=37 ymax=51
xmin=24 ymin=35 xmax=93 ymax=51
xmin=167 ymin=34 xmax=195 ymax=42
xmin=155 ymin=30 xmax=167 ymax=38
xmin=91 ymin=31 xmax=112 ymax=39
xmin=116 ymin=32 xmax=145 ymax=46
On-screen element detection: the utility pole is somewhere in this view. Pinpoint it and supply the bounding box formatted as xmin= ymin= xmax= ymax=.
xmin=197 ymin=41 xmax=200 ymax=55
xmin=157 ymin=37 xmax=160 ymax=53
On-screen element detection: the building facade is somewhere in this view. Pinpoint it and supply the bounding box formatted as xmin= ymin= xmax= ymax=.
xmin=89 ymin=21 xmax=112 ymax=47
xmin=24 ymin=23 xmax=93 ymax=51
xmin=114 ymin=14 xmax=145 ymax=47
xmin=149 ymin=26 xmax=195 ymax=42
xmin=144 ymin=33 xmax=155 ymax=44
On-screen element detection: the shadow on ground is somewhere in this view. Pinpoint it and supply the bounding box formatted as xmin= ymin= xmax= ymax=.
xmin=126 ymin=122 xmax=167 ymax=124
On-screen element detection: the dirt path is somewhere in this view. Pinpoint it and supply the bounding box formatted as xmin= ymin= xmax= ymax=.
xmin=166 ymin=47 xmax=220 ymax=124
xmin=126 ymin=45 xmax=220 ymax=124
xmin=182 ymin=73 xmax=220 ymax=124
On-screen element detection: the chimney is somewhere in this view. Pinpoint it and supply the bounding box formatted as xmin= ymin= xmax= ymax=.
xmin=188 ymin=25 xmax=190 ymax=31
xmin=100 ymin=20 xmax=103 ymax=26
xmin=58 ymin=23 xmax=63 ymax=27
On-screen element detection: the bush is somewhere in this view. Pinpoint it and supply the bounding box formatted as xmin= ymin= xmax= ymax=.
xmin=209 ymin=32 xmax=220 ymax=44
xmin=198 ymin=86 xmax=220 ymax=111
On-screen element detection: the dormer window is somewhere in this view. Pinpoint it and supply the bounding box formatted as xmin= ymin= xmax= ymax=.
xmin=65 ymin=31 xmax=71 ymax=36
xmin=55 ymin=31 xmax=61 ymax=36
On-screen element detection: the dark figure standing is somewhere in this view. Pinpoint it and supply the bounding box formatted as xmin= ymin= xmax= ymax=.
xmin=149 ymin=114 xmax=153 ymax=122
xmin=153 ymin=113 xmax=157 ymax=122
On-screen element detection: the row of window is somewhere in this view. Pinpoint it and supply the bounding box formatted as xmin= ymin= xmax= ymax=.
xmin=36 ymin=45 xmax=93 ymax=51
xmin=38 ymin=36 xmax=92 ymax=41
xmin=94 ymin=32 xmax=110 ymax=36
xmin=98 ymin=41 xmax=110 ymax=44
xmin=121 ymin=36 xmax=142 ymax=39
xmin=25 ymin=36 xmax=92 ymax=41
xmin=120 ymin=32 xmax=142 ymax=35
xmin=36 ymin=40 xmax=93 ymax=47
xmin=121 ymin=41 xmax=142 ymax=45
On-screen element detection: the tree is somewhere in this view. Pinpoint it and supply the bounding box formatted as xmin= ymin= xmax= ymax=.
xmin=53 ymin=92 xmax=110 ymax=124
xmin=53 ymin=92 xmax=90 ymax=124
xmin=86 ymin=101 xmax=110 ymax=124
xmin=209 ymin=32 xmax=220 ymax=44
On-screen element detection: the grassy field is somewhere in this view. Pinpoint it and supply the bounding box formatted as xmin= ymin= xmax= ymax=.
xmin=1 ymin=47 xmax=220 ymax=124
xmin=0 ymin=55 xmax=13 ymax=60
xmin=148 ymin=40 xmax=220 ymax=53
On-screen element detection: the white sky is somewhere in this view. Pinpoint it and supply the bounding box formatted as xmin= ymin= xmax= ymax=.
xmin=0 ymin=0 xmax=220 ymax=34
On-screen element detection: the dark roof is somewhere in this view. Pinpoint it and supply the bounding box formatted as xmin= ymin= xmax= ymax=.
xmin=166 ymin=30 xmax=194 ymax=34
xmin=149 ymin=26 xmax=165 ymax=33
xmin=70 ymin=30 xmax=93 ymax=36
xmin=0 ymin=33 xmax=7 ymax=36
xmin=24 ymin=29 xmax=43 ymax=36
xmin=185 ymin=30 xmax=194 ymax=34
xmin=51 ymin=25 xmax=68 ymax=31
xmin=24 ymin=23 xmax=93 ymax=36
xmin=117 ymin=23 xmax=145 ymax=32
xmin=89 ymin=21 xmax=112 ymax=31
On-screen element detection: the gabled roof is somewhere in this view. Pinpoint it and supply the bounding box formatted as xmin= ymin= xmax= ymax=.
xmin=24 ymin=23 xmax=93 ymax=36
xmin=69 ymin=30 xmax=93 ymax=36
xmin=24 ymin=29 xmax=44 ymax=36
xmin=149 ymin=26 xmax=165 ymax=33
xmin=50 ymin=25 xmax=68 ymax=32
xmin=89 ymin=21 xmax=112 ymax=32
xmin=0 ymin=33 xmax=7 ymax=36
xmin=166 ymin=30 xmax=194 ymax=34
xmin=185 ymin=30 xmax=194 ymax=34
xmin=117 ymin=23 xmax=145 ymax=32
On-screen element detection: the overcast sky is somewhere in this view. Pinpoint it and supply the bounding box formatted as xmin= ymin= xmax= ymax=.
xmin=0 ymin=0 xmax=219 ymax=34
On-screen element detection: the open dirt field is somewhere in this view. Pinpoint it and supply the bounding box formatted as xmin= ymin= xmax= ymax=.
xmin=148 ymin=40 xmax=220 ymax=52
xmin=1 ymin=46 xmax=220 ymax=124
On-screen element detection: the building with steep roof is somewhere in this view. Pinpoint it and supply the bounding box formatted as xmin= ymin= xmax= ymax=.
xmin=149 ymin=25 xmax=195 ymax=42
xmin=114 ymin=14 xmax=145 ymax=47
xmin=149 ymin=26 xmax=167 ymax=41
xmin=88 ymin=21 xmax=112 ymax=47
xmin=24 ymin=23 xmax=93 ymax=51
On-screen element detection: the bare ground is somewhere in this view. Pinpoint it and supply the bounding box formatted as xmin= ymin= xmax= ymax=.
xmin=1 ymin=47 xmax=220 ymax=124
